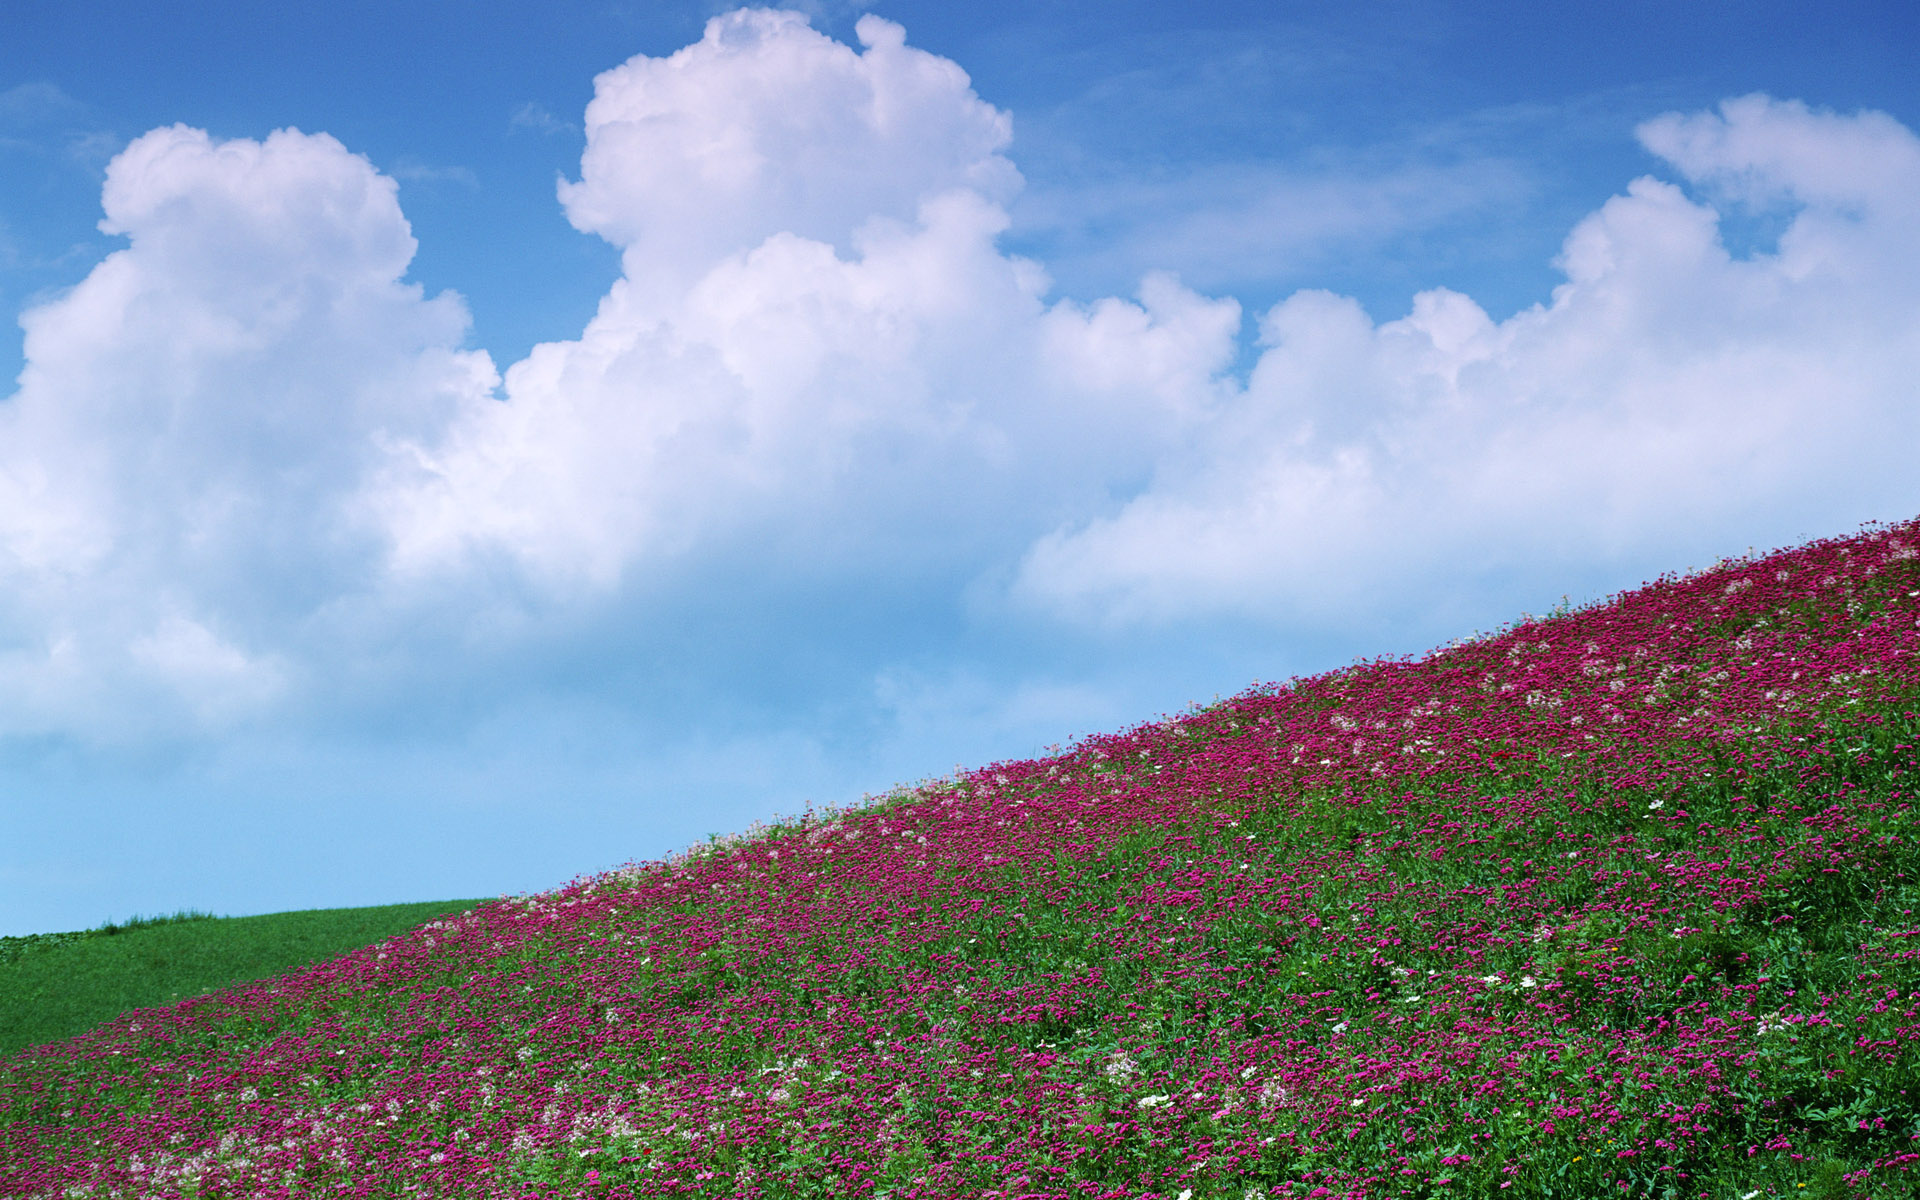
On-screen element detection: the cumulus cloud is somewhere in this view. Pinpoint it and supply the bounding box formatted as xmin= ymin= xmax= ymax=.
xmin=0 ymin=123 xmax=496 ymax=738
xmin=555 ymin=10 xmax=1020 ymax=299
xmin=0 ymin=9 xmax=1230 ymax=740
xmin=3 ymin=0 xmax=1917 ymax=752
xmin=1012 ymin=94 xmax=1920 ymax=627
xmin=369 ymin=9 xmax=1233 ymax=592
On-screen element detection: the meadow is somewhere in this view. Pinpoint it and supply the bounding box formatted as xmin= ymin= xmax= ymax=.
xmin=0 ymin=902 xmax=491 ymax=1062
xmin=3 ymin=517 xmax=1919 ymax=1199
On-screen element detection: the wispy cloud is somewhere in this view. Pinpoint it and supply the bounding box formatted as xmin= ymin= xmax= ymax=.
xmin=507 ymin=101 xmax=577 ymax=138
xmin=0 ymin=81 xmax=119 ymax=170
xmin=0 ymin=81 xmax=87 ymax=127
xmin=1011 ymin=154 xmax=1535 ymax=299
xmin=386 ymin=157 xmax=480 ymax=189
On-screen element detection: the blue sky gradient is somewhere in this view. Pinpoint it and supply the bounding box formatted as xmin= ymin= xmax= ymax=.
xmin=2 ymin=1 xmax=1917 ymax=935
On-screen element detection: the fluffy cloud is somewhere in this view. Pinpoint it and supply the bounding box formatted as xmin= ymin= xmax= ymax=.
xmin=369 ymin=9 xmax=1234 ymax=592
xmin=556 ymin=10 xmax=1020 ymax=300
xmin=0 ymin=123 xmax=497 ymax=738
xmin=3 ymin=0 xmax=1917 ymax=752
xmin=1013 ymin=95 xmax=1920 ymax=627
xmin=0 ymin=10 xmax=1231 ymax=740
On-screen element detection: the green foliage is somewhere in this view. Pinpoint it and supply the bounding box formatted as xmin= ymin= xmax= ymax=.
xmin=0 ymin=898 xmax=490 ymax=1057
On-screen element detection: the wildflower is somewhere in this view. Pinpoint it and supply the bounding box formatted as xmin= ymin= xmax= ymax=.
xmin=1519 ymin=976 xmax=1537 ymax=988
xmin=1480 ymin=974 xmax=1502 ymax=984
xmin=1138 ymin=1094 xmax=1172 ymax=1108
xmin=1331 ymin=1021 xmax=1348 ymax=1035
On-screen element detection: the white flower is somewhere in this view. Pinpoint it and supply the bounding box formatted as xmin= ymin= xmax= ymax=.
xmin=1480 ymin=974 xmax=1502 ymax=984
xmin=1330 ymin=1021 xmax=1348 ymax=1035
xmin=1519 ymin=976 xmax=1537 ymax=989
xmin=1647 ymin=799 xmax=1664 ymax=811
xmin=1349 ymin=1098 xmax=1366 ymax=1108
xmin=1138 ymin=1094 xmax=1172 ymax=1108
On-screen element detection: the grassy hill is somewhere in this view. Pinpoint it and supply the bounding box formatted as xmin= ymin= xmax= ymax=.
xmin=3 ymin=517 xmax=1919 ymax=1199
xmin=0 ymin=902 xmax=492 ymax=1060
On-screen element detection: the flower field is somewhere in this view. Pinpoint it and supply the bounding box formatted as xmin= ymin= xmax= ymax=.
xmin=4 ymin=517 xmax=1920 ymax=1199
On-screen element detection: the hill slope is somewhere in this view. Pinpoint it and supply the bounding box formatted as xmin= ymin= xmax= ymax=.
xmin=4 ymin=517 xmax=1919 ymax=1199
xmin=0 ymin=901 xmax=493 ymax=1059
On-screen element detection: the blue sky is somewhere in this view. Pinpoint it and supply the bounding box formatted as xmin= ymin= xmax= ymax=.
xmin=3 ymin=0 xmax=1917 ymax=936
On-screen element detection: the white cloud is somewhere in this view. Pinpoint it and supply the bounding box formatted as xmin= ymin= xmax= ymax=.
xmin=1012 ymin=95 xmax=1920 ymax=627
xmin=0 ymin=10 xmax=1233 ymax=741
xmin=3 ymin=0 xmax=1917 ymax=752
xmin=0 ymin=123 xmax=496 ymax=739
xmin=554 ymin=10 xmax=1021 ymax=299
xmin=370 ymin=9 xmax=1234 ymax=593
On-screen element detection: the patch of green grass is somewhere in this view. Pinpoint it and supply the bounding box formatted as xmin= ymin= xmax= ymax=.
xmin=0 ymin=899 xmax=491 ymax=1057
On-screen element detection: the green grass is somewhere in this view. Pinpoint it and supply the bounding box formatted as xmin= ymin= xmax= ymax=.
xmin=0 ymin=899 xmax=491 ymax=1058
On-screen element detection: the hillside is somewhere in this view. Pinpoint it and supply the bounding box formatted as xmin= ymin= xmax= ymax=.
xmin=0 ymin=902 xmax=493 ymax=1059
xmin=4 ymin=517 xmax=1919 ymax=1199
